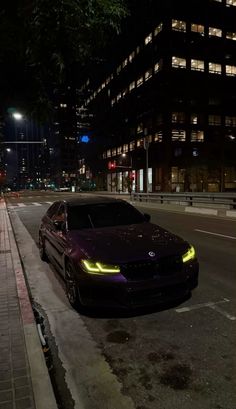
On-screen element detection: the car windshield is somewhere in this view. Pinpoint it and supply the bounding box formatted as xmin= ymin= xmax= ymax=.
xmin=67 ymin=201 xmax=146 ymax=230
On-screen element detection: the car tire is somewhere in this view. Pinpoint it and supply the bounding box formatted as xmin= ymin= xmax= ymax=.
xmin=65 ymin=261 xmax=82 ymax=310
xmin=39 ymin=233 xmax=48 ymax=262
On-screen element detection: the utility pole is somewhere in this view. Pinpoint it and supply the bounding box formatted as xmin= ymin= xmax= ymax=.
xmin=144 ymin=128 xmax=149 ymax=193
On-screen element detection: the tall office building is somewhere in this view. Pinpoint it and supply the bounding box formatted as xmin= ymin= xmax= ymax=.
xmin=78 ymin=0 xmax=236 ymax=192
xmin=50 ymin=87 xmax=78 ymax=188
xmin=4 ymin=115 xmax=48 ymax=189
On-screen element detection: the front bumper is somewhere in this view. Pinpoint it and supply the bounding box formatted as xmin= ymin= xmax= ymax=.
xmin=77 ymin=260 xmax=199 ymax=309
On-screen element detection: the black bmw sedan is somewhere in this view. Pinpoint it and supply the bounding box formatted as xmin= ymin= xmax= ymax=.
xmin=39 ymin=196 xmax=199 ymax=309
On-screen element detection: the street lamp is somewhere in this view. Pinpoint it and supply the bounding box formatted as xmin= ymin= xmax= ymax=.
xmin=144 ymin=128 xmax=149 ymax=193
xmin=12 ymin=112 xmax=23 ymax=121
xmin=121 ymin=153 xmax=132 ymax=169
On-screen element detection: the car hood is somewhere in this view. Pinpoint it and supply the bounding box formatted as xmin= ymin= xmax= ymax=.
xmin=68 ymin=223 xmax=189 ymax=263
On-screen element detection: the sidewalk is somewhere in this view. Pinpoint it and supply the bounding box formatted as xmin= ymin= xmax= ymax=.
xmin=0 ymin=199 xmax=57 ymax=409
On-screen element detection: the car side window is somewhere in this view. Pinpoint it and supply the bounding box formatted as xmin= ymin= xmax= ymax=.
xmin=47 ymin=202 xmax=61 ymax=219
xmin=54 ymin=204 xmax=66 ymax=222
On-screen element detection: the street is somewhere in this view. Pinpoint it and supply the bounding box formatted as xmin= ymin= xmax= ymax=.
xmin=6 ymin=191 xmax=236 ymax=409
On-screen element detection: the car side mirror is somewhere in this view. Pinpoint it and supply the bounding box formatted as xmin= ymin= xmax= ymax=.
xmin=143 ymin=213 xmax=151 ymax=222
xmin=53 ymin=220 xmax=64 ymax=230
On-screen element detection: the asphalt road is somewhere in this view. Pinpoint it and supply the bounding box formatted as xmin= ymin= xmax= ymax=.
xmin=6 ymin=191 xmax=236 ymax=409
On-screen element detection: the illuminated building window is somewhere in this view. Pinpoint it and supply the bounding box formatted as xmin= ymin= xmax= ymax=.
xmin=154 ymin=59 xmax=163 ymax=72
xmin=136 ymin=45 xmax=140 ymax=55
xmin=137 ymin=138 xmax=144 ymax=147
xmin=60 ymin=103 xmax=67 ymax=108
xmin=137 ymin=76 xmax=143 ymax=87
xmin=101 ymin=82 xmax=105 ymax=89
xmin=154 ymin=23 xmax=163 ymax=36
xmin=226 ymin=0 xmax=236 ymax=6
xmin=191 ymin=114 xmax=199 ymax=124
xmin=172 ymin=129 xmax=186 ymax=141
xmin=225 ymin=116 xmax=236 ymax=126
xmin=145 ymin=69 xmax=152 ymax=81
xmin=123 ymin=144 xmax=128 ymax=153
xmin=191 ymin=59 xmax=204 ymax=71
xmin=111 ymin=98 xmax=116 ymax=106
xmin=209 ymin=27 xmax=222 ymax=37
xmin=122 ymin=88 xmax=128 ymax=97
xmin=154 ymin=131 xmax=163 ymax=142
xmin=122 ymin=58 xmax=128 ymax=68
xmin=226 ymin=32 xmax=236 ymax=40
xmin=172 ymin=19 xmax=186 ymax=32
xmin=117 ymin=146 xmax=122 ymax=154
xmin=213 ymin=0 xmax=222 ymax=2
xmin=172 ymin=56 xmax=186 ymax=68
xmin=107 ymin=149 xmax=111 ymax=157
xmin=129 ymin=81 xmax=136 ymax=91
xmin=145 ymin=33 xmax=152 ymax=45
xmin=105 ymin=77 xmax=110 ymax=85
xmin=137 ymin=124 xmax=143 ymax=134
xmin=117 ymin=92 xmax=122 ymax=101
xmin=191 ymin=131 xmax=204 ymax=142
xmin=112 ymin=148 xmax=117 ymax=156
xmin=172 ymin=112 xmax=185 ymax=123
xmin=117 ymin=65 xmax=122 ymax=75
xmin=209 ymin=115 xmax=221 ymax=125
xmin=129 ymin=141 xmax=135 ymax=151
xmin=226 ymin=65 xmax=236 ymax=76
xmin=209 ymin=62 xmax=222 ymax=74
xmin=191 ymin=24 xmax=204 ymax=35
xmin=129 ymin=51 xmax=135 ymax=62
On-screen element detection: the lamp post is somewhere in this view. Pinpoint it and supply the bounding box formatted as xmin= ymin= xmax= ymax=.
xmin=144 ymin=128 xmax=149 ymax=193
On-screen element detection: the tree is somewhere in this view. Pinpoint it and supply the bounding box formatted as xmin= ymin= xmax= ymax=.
xmin=0 ymin=0 xmax=127 ymax=120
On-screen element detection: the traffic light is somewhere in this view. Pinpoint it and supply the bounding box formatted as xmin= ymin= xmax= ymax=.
xmin=108 ymin=161 xmax=116 ymax=170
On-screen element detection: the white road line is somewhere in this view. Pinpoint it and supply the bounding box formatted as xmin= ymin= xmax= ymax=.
xmin=195 ymin=229 xmax=236 ymax=240
xmin=18 ymin=203 xmax=26 ymax=207
xmin=31 ymin=202 xmax=42 ymax=206
xmin=45 ymin=202 xmax=53 ymax=205
xmin=176 ymin=298 xmax=229 ymax=313
xmin=209 ymin=304 xmax=236 ymax=321
xmin=176 ymin=298 xmax=236 ymax=321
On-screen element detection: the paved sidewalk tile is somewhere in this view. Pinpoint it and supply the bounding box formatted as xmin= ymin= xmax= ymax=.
xmin=0 ymin=202 xmax=36 ymax=409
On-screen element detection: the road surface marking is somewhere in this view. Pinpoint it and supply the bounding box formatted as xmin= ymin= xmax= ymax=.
xmin=176 ymin=298 xmax=236 ymax=321
xmin=32 ymin=202 xmax=42 ymax=206
xmin=195 ymin=229 xmax=236 ymax=240
xmin=45 ymin=201 xmax=53 ymax=205
xmin=209 ymin=304 xmax=236 ymax=321
xmin=18 ymin=203 xmax=26 ymax=207
xmin=176 ymin=298 xmax=229 ymax=313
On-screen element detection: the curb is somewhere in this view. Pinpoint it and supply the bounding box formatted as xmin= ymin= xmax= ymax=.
xmin=130 ymin=200 xmax=236 ymax=218
xmin=3 ymin=200 xmax=58 ymax=409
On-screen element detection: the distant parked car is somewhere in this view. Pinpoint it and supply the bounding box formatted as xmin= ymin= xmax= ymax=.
xmin=39 ymin=196 xmax=199 ymax=309
xmin=54 ymin=187 xmax=70 ymax=192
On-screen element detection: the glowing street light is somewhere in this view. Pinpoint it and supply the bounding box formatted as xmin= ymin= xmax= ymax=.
xmin=12 ymin=112 xmax=23 ymax=120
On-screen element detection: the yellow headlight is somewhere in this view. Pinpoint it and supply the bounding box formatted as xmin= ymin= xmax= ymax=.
xmin=81 ymin=260 xmax=120 ymax=274
xmin=182 ymin=245 xmax=196 ymax=263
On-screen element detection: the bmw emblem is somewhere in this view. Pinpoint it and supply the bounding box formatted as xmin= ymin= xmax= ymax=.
xmin=148 ymin=251 xmax=156 ymax=257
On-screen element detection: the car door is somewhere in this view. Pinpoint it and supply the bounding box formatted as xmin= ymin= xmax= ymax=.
xmin=43 ymin=202 xmax=61 ymax=259
xmin=49 ymin=203 xmax=68 ymax=274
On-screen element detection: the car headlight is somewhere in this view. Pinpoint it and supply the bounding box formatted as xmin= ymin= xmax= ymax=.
xmin=182 ymin=245 xmax=196 ymax=263
xmin=81 ymin=259 xmax=120 ymax=275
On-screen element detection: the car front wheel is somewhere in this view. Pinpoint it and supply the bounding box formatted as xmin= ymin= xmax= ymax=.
xmin=65 ymin=262 xmax=82 ymax=310
xmin=39 ymin=233 xmax=48 ymax=262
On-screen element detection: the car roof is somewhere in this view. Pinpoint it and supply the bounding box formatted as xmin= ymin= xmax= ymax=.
xmin=63 ymin=195 xmax=125 ymax=207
